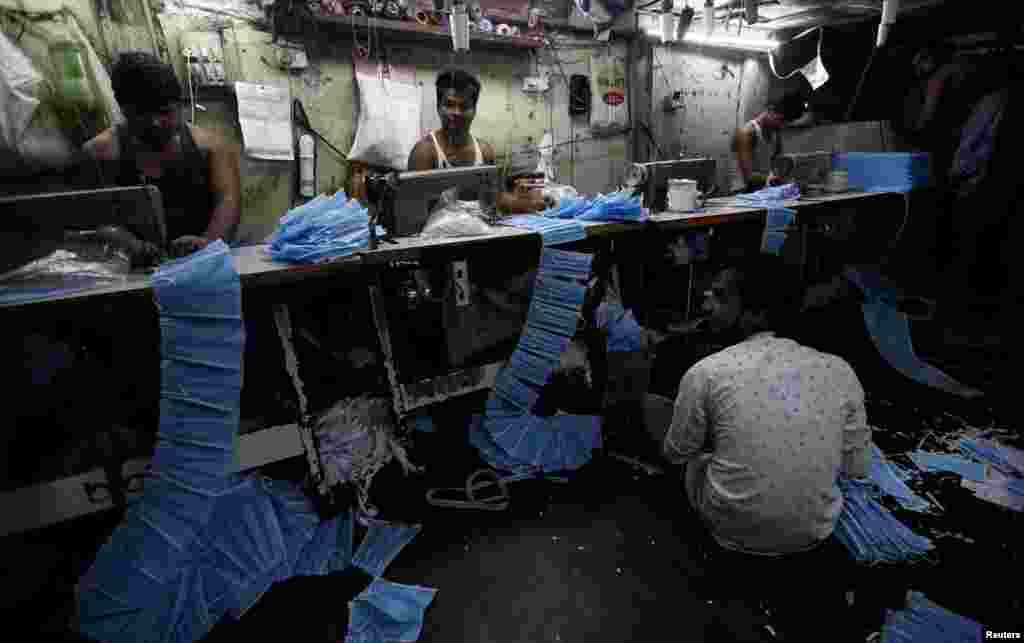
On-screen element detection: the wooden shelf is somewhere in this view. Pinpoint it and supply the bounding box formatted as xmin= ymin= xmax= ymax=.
xmin=313 ymin=14 xmax=545 ymax=49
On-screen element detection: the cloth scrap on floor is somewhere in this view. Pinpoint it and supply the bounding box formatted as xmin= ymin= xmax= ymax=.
xmin=868 ymin=445 xmax=932 ymax=513
xmin=962 ymin=477 xmax=1024 ymax=512
xmin=845 ymin=266 xmax=979 ymax=398
xmin=346 ymin=579 xmax=438 ymax=643
xmin=908 ymin=451 xmax=988 ymax=483
xmin=835 ymin=478 xmax=934 ymax=565
xmin=881 ymin=591 xmax=983 ymax=642
xmin=959 ymin=438 xmax=1024 ymax=477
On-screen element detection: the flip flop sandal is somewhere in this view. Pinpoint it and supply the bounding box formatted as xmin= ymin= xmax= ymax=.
xmin=425 ymin=469 xmax=511 ymax=511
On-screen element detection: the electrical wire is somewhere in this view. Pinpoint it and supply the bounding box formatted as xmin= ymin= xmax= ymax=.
xmin=187 ymin=57 xmax=196 ymax=124
xmin=292 ymin=98 xmax=347 ymax=160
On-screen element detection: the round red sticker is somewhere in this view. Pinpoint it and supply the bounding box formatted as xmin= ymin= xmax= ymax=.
xmin=603 ymin=90 xmax=625 ymax=106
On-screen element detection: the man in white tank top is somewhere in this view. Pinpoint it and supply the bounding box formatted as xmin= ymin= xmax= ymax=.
xmin=731 ymin=87 xmax=810 ymax=193
xmin=407 ymin=69 xmax=546 ymax=214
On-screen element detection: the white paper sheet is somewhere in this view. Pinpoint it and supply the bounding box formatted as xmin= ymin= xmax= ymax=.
xmin=235 ymin=81 xmax=293 ymax=161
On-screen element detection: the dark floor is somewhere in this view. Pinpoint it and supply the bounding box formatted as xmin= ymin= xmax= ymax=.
xmin=4 ymin=304 xmax=1022 ymax=642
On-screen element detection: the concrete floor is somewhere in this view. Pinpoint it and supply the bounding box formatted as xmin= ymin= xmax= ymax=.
xmin=4 ymin=303 xmax=1022 ymax=642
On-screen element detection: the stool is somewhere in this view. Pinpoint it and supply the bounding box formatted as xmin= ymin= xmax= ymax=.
xmin=698 ymin=536 xmax=859 ymax=643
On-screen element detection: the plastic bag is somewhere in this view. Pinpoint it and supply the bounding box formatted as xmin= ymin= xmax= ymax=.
xmin=542 ymin=183 xmax=578 ymax=208
xmin=420 ymin=187 xmax=494 ymax=239
xmin=347 ymin=60 xmax=421 ymax=170
xmin=0 ymin=30 xmax=43 ymax=151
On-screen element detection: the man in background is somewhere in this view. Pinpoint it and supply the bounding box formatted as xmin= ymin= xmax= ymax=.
xmin=731 ymin=85 xmax=812 ymax=193
xmin=407 ymin=68 xmax=546 ymax=214
xmin=82 ymin=51 xmax=242 ymax=262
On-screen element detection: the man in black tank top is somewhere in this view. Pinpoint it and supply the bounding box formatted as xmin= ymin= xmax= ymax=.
xmin=81 ymin=52 xmax=241 ymax=265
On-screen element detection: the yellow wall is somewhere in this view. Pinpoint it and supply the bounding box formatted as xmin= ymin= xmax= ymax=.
xmin=1 ymin=0 xmax=633 ymax=243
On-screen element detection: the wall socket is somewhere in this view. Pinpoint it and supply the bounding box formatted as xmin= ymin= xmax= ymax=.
xmin=522 ymin=75 xmax=550 ymax=94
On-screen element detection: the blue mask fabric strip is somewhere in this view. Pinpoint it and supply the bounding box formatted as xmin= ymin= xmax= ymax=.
xmin=471 ymin=248 xmax=603 ymax=475
xmin=76 ymin=241 xmax=439 ymax=643
xmin=844 ymin=266 xmax=977 ymax=397
xmin=594 ymin=302 xmax=644 ymax=353
xmin=352 ymin=520 xmax=424 ymax=579
xmin=867 ymin=444 xmax=933 ymax=513
xmin=907 ymin=451 xmax=988 ymax=483
xmin=76 ymin=241 xmax=246 ymax=643
xmin=500 ymin=215 xmax=587 ymax=246
xmin=880 ymin=592 xmax=983 ymax=642
xmin=959 ymin=438 xmax=1024 ymax=477
xmin=761 ymin=207 xmax=795 ymax=256
xmin=834 ymin=478 xmax=934 ymax=565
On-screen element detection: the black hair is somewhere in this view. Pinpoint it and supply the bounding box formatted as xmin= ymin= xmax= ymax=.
xmin=730 ymin=253 xmax=802 ymax=333
xmin=110 ymin=51 xmax=181 ymax=113
xmin=765 ymin=84 xmax=810 ymax=123
xmin=436 ymin=68 xmax=481 ymax=107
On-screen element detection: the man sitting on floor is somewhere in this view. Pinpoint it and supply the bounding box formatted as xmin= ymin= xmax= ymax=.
xmin=647 ymin=254 xmax=872 ymax=554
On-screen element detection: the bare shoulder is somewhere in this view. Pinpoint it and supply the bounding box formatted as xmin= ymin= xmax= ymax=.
xmin=407 ymin=136 xmax=438 ymax=171
xmin=478 ymin=138 xmax=496 ymax=163
xmin=189 ymin=126 xmax=229 ymax=152
xmin=83 ymin=128 xmax=117 ymax=161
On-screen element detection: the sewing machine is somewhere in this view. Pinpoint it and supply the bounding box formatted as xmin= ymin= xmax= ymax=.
xmin=624 ymin=158 xmax=717 ymax=213
xmin=365 ymin=165 xmax=500 ymax=246
xmin=771 ymin=151 xmax=833 ymax=192
xmin=0 ymin=186 xmax=167 ymax=275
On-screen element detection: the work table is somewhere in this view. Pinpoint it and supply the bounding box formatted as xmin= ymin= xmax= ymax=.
xmin=0 ymin=190 xmax=908 ymax=309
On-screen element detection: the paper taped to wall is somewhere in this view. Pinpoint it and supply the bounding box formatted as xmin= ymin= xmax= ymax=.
xmin=235 ymin=81 xmax=294 ymax=161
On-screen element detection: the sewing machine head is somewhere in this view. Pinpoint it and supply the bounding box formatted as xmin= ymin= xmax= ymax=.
xmin=771 ymin=152 xmax=833 ymax=192
xmin=0 ymin=186 xmax=167 ymax=275
xmin=373 ymin=165 xmax=499 ymax=237
xmin=625 ymin=158 xmax=716 ymax=213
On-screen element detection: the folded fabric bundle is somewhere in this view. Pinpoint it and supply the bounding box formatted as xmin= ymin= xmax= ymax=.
xmin=959 ymin=438 xmax=1024 ymax=477
xmin=834 ymin=477 xmax=935 ymax=565
xmin=575 ymin=191 xmax=646 ymax=222
xmin=501 ymin=214 xmax=587 ymax=246
xmin=539 ymin=190 xmax=646 ymax=223
xmin=735 ymin=182 xmax=801 ymax=207
xmin=833 ymin=152 xmax=932 ymax=193
xmin=908 ymin=451 xmax=988 ymax=483
xmin=268 ymin=191 xmax=384 ymax=264
xmin=868 ymin=445 xmax=932 ymax=513
xmin=543 ymin=196 xmax=592 ymax=220
xmin=881 ymin=591 xmax=983 ymax=642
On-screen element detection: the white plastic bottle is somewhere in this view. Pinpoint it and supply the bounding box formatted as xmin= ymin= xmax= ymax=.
xmin=299 ymin=134 xmax=316 ymax=197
